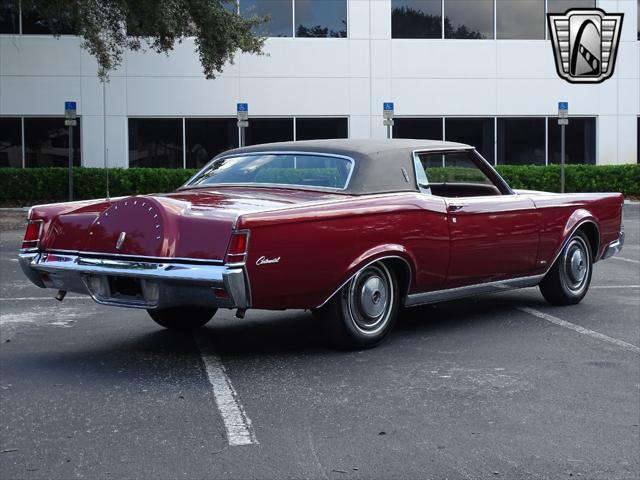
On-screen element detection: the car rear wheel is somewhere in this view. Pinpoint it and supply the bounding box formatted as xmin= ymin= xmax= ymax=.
xmin=147 ymin=307 xmax=217 ymax=330
xmin=314 ymin=262 xmax=399 ymax=349
xmin=539 ymin=231 xmax=593 ymax=306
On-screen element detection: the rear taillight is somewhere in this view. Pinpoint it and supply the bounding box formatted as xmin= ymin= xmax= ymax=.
xmin=225 ymin=231 xmax=249 ymax=264
xmin=22 ymin=220 xmax=43 ymax=251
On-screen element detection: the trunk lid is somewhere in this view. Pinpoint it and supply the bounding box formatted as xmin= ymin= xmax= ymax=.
xmin=42 ymin=187 xmax=342 ymax=261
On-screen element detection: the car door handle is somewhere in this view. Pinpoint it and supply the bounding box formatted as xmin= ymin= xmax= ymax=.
xmin=448 ymin=203 xmax=465 ymax=211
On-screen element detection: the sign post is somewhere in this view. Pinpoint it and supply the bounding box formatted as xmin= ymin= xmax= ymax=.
xmin=237 ymin=103 xmax=249 ymax=147
xmin=64 ymin=101 xmax=77 ymax=201
xmin=558 ymin=102 xmax=569 ymax=193
xmin=383 ymin=102 xmax=394 ymax=139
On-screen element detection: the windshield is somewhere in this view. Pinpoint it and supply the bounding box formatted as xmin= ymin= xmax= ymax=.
xmin=186 ymin=153 xmax=354 ymax=190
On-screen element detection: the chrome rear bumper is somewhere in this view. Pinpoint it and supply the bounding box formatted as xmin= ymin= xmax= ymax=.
xmin=18 ymin=252 xmax=250 ymax=310
xmin=601 ymin=231 xmax=625 ymax=260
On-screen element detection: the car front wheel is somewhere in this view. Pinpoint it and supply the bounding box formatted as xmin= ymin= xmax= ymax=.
xmin=314 ymin=262 xmax=399 ymax=349
xmin=539 ymin=231 xmax=593 ymax=306
xmin=147 ymin=307 xmax=217 ymax=330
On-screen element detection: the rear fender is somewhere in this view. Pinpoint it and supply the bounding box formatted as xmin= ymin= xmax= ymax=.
xmin=548 ymin=209 xmax=600 ymax=268
xmin=316 ymin=245 xmax=416 ymax=308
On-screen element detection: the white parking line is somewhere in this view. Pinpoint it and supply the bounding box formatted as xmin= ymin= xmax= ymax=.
xmin=0 ymin=296 xmax=85 ymax=301
xmin=518 ymin=307 xmax=640 ymax=354
xmin=192 ymin=332 xmax=258 ymax=446
xmin=590 ymin=285 xmax=640 ymax=289
xmin=610 ymin=257 xmax=640 ymax=264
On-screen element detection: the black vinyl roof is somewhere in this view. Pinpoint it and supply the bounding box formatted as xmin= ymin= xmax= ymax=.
xmin=215 ymin=139 xmax=474 ymax=195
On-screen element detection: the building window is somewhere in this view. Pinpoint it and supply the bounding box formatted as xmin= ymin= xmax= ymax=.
xmin=295 ymin=117 xmax=348 ymax=140
xmin=445 ymin=118 xmax=495 ymax=163
xmin=392 ymin=0 xmax=442 ymax=39
xmin=185 ymin=118 xmax=238 ymax=169
xmin=24 ymin=117 xmax=81 ymax=168
xmin=295 ymin=0 xmax=347 ymax=38
xmin=497 ymin=118 xmax=545 ymax=165
xmin=245 ymin=118 xmax=294 ymax=146
xmin=393 ymin=118 xmax=443 ymax=140
xmin=445 ymin=0 xmax=493 ymax=39
xmin=497 ymin=0 xmax=544 ymax=40
xmin=241 ymin=0 xmax=294 ymax=37
xmin=547 ymin=117 xmax=596 ymax=165
xmin=0 ymin=117 xmax=22 ymax=167
xmin=0 ymin=1 xmax=19 ymax=33
xmin=128 ymin=118 xmax=183 ymax=168
xmin=546 ymin=0 xmax=595 ymax=14
xmin=21 ymin=7 xmax=76 ymax=35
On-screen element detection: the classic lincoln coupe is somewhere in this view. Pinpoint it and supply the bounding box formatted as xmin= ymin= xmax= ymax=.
xmin=19 ymin=139 xmax=624 ymax=348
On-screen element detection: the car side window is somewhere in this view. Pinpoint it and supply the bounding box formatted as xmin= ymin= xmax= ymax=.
xmin=416 ymin=151 xmax=502 ymax=198
xmin=413 ymin=156 xmax=430 ymax=194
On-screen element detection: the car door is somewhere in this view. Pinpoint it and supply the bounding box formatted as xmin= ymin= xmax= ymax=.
xmin=415 ymin=150 xmax=540 ymax=289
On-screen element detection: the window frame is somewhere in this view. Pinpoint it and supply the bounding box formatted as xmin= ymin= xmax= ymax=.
xmin=294 ymin=0 xmax=349 ymax=38
xmin=127 ymin=117 xmax=185 ymax=169
xmin=0 ymin=116 xmax=23 ymax=168
xmin=236 ymin=0 xmax=349 ymax=38
xmin=389 ymin=0 xmax=598 ymax=40
xmin=391 ymin=0 xmax=444 ymax=39
xmin=497 ymin=116 xmax=547 ymax=166
xmin=182 ymin=150 xmax=356 ymax=193
xmin=22 ymin=115 xmax=82 ymax=168
xmin=496 ymin=0 xmax=545 ymax=40
xmin=411 ymin=148 xmax=513 ymax=197
xmin=444 ymin=0 xmax=495 ymax=40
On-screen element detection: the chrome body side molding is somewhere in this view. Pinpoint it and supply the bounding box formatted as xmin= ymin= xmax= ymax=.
xmin=404 ymin=274 xmax=545 ymax=308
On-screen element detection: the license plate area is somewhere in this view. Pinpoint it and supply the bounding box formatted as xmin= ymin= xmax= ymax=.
xmin=84 ymin=274 xmax=159 ymax=307
xmin=108 ymin=276 xmax=144 ymax=300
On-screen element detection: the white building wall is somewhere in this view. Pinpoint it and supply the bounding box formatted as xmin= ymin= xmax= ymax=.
xmin=0 ymin=0 xmax=638 ymax=167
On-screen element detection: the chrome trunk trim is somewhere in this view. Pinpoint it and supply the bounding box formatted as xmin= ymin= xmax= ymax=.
xmin=39 ymin=249 xmax=225 ymax=265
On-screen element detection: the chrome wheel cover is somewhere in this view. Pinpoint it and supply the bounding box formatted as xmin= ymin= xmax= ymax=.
xmin=561 ymin=236 xmax=591 ymax=295
xmin=344 ymin=264 xmax=394 ymax=335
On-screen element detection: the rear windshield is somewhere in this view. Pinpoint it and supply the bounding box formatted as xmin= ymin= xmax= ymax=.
xmin=186 ymin=153 xmax=353 ymax=190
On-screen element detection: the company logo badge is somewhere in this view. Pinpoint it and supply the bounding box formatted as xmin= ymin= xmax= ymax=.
xmin=547 ymin=8 xmax=624 ymax=84
xmin=116 ymin=231 xmax=126 ymax=250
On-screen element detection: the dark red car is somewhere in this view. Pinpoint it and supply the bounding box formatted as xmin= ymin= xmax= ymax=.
xmin=19 ymin=139 xmax=625 ymax=348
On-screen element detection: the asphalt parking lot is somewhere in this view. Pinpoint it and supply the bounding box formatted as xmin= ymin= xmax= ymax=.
xmin=1 ymin=206 xmax=638 ymax=480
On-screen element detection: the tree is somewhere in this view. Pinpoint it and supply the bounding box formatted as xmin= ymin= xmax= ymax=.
xmin=0 ymin=0 xmax=266 ymax=79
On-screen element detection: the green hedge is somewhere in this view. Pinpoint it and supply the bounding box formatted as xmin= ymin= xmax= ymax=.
xmin=0 ymin=164 xmax=638 ymax=206
xmin=495 ymin=164 xmax=639 ymax=195
xmin=0 ymin=168 xmax=197 ymax=205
